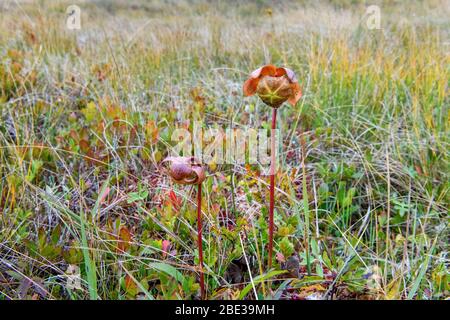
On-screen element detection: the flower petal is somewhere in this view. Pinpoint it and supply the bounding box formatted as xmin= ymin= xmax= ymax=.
xmin=161 ymin=156 xmax=206 ymax=185
xmin=243 ymin=77 xmax=260 ymax=96
xmin=191 ymin=166 xmax=206 ymax=185
xmin=259 ymin=64 xmax=278 ymax=77
xmin=161 ymin=156 xmax=189 ymax=181
xmin=275 ymin=67 xmax=287 ymax=77
xmin=278 ymin=67 xmax=298 ymax=83
xmin=180 ymin=171 xmax=198 ymax=184
xmin=250 ymin=64 xmax=277 ymax=78
xmin=161 ymin=156 xmax=177 ymax=165
xmin=287 ymin=82 xmax=302 ymax=106
xmin=250 ymin=66 xmax=263 ymax=78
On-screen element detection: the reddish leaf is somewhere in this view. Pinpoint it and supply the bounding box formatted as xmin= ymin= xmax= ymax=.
xmin=117 ymin=226 xmax=132 ymax=253
xmin=168 ymin=190 xmax=181 ymax=209
xmin=79 ymin=139 xmax=90 ymax=153
xmin=276 ymin=252 xmax=286 ymax=263
xmin=162 ymin=240 xmax=171 ymax=258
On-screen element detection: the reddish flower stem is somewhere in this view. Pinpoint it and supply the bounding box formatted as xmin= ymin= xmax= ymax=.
xmin=268 ymin=107 xmax=277 ymax=269
xmin=197 ymin=183 xmax=205 ymax=299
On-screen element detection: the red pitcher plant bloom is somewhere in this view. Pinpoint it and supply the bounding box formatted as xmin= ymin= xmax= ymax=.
xmin=162 ymin=156 xmax=206 ymax=185
xmin=243 ymin=64 xmax=302 ymax=108
xmin=161 ymin=156 xmax=206 ymax=299
xmin=243 ymin=64 xmax=302 ymax=269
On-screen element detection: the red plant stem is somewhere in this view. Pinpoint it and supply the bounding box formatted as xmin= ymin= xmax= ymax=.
xmin=197 ymin=183 xmax=205 ymax=299
xmin=268 ymin=108 xmax=277 ymax=269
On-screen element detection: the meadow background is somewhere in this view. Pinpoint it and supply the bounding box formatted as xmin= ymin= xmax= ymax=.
xmin=0 ymin=0 xmax=448 ymax=300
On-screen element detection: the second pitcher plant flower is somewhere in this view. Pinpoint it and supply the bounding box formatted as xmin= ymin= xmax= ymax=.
xmin=161 ymin=156 xmax=207 ymax=299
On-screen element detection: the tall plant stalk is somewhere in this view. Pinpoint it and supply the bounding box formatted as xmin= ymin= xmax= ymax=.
xmin=268 ymin=108 xmax=277 ymax=269
xmin=197 ymin=183 xmax=205 ymax=299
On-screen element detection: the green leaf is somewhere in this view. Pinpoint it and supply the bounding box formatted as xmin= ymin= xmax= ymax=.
xmin=51 ymin=225 xmax=61 ymax=245
xmin=148 ymin=262 xmax=187 ymax=287
xmin=322 ymin=250 xmax=332 ymax=269
xmin=81 ymin=101 xmax=97 ymax=123
xmin=239 ymin=270 xmax=286 ymax=300
xmin=80 ymin=211 xmax=98 ymax=300
xmin=127 ymin=190 xmax=149 ymax=204
xmin=279 ymin=237 xmax=294 ymax=257
xmin=38 ymin=228 xmax=46 ymax=250
xmin=407 ymin=237 xmax=436 ymax=299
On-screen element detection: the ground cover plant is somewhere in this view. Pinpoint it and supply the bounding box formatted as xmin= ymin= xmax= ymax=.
xmin=0 ymin=0 xmax=448 ymax=300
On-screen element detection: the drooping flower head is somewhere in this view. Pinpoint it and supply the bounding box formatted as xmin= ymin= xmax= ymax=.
xmin=161 ymin=156 xmax=206 ymax=185
xmin=243 ymin=64 xmax=302 ymax=108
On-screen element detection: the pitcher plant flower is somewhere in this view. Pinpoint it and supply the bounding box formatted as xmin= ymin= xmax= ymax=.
xmin=161 ymin=156 xmax=206 ymax=299
xmin=243 ymin=64 xmax=302 ymax=109
xmin=243 ymin=64 xmax=302 ymax=269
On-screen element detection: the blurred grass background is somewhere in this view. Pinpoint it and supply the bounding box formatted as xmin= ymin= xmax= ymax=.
xmin=0 ymin=0 xmax=448 ymax=299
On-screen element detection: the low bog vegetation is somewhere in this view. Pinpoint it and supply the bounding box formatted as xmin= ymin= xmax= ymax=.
xmin=0 ymin=0 xmax=448 ymax=300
